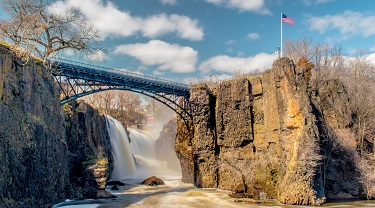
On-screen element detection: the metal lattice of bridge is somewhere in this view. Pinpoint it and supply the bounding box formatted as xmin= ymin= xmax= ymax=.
xmin=51 ymin=59 xmax=191 ymax=120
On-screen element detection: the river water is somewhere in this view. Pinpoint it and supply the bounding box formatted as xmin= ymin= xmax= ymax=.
xmin=53 ymin=180 xmax=375 ymax=208
xmin=54 ymin=116 xmax=375 ymax=208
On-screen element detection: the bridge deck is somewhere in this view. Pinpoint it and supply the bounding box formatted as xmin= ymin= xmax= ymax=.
xmin=52 ymin=59 xmax=190 ymax=97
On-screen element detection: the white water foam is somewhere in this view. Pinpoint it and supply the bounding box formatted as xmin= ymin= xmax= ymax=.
xmin=106 ymin=116 xmax=181 ymax=181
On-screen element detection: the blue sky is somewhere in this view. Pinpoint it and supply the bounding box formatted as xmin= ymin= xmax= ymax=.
xmin=5 ymin=0 xmax=375 ymax=83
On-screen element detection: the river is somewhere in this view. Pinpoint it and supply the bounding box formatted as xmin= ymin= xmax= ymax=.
xmin=53 ymin=179 xmax=375 ymax=208
xmin=54 ymin=116 xmax=374 ymax=208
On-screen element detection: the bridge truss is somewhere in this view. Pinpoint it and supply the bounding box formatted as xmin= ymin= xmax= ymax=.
xmin=51 ymin=59 xmax=191 ymax=120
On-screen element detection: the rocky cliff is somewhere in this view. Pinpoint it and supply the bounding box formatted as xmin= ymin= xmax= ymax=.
xmin=63 ymin=101 xmax=114 ymax=199
xmin=0 ymin=44 xmax=113 ymax=207
xmin=175 ymin=57 xmax=372 ymax=205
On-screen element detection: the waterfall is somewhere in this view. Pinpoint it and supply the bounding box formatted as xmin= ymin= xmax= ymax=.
xmin=106 ymin=116 xmax=181 ymax=181
xmin=128 ymin=129 xmax=172 ymax=178
xmin=105 ymin=116 xmax=136 ymax=181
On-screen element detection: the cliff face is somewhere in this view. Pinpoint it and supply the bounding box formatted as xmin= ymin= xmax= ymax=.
xmin=175 ymin=57 xmax=366 ymax=205
xmin=0 ymin=45 xmax=113 ymax=207
xmin=0 ymin=46 xmax=68 ymax=207
xmin=63 ymin=101 xmax=114 ymax=199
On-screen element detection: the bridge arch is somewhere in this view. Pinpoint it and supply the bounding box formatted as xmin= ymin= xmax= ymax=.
xmin=51 ymin=59 xmax=191 ymax=120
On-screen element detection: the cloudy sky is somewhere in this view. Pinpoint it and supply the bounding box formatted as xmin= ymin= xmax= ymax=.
xmin=9 ymin=0 xmax=375 ymax=83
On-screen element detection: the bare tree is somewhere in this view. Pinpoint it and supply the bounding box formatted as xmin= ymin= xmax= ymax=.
xmin=87 ymin=90 xmax=115 ymax=115
xmin=85 ymin=90 xmax=145 ymax=125
xmin=345 ymin=50 xmax=375 ymax=155
xmin=286 ymin=40 xmax=375 ymax=158
xmin=143 ymin=96 xmax=175 ymax=122
xmin=284 ymin=37 xmax=316 ymax=63
xmin=283 ymin=37 xmax=346 ymax=82
xmin=0 ymin=0 xmax=100 ymax=64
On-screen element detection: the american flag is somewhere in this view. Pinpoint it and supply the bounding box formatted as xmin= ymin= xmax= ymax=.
xmin=282 ymin=13 xmax=295 ymax=25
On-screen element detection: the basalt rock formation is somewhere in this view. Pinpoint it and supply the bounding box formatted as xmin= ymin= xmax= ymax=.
xmin=63 ymin=101 xmax=114 ymax=199
xmin=175 ymin=57 xmax=370 ymax=205
xmin=0 ymin=44 xmax=113 ymax=207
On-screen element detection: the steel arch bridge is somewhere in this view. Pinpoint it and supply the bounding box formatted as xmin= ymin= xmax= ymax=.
xmin=51 ymin=59 xmax=191 ymax=120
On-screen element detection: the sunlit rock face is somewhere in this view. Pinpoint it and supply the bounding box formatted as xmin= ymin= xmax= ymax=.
xmin=175 ymin=57 xmax=358 ymax=205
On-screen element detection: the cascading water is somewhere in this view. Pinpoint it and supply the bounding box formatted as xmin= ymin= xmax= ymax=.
xmin=105 ymin=116 xmax=136 ymax=180
xmin=106 ymin=116 xmax=180 ymax=181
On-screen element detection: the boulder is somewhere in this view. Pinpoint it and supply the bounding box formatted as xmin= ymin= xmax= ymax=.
xmin=233 ymin=183 xmax=247 ymax=193
xmin=141 ymin=176 xmax=165 ymax=186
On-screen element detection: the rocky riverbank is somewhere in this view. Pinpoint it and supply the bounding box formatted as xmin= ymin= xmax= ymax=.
xmin=175 ymin=57 xmax=374 ymax=205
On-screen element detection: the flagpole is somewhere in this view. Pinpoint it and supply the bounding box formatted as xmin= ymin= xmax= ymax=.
xmin=280 ymin=12 xmax=283 ymax=58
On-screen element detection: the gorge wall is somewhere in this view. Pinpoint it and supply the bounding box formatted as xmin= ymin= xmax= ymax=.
xmin=0 ymin=45 xmax=113 ymax=207
xmin=176 ymin=57 xmax=371 ymax=205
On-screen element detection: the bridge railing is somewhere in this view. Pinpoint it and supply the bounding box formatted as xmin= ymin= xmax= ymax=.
xmin=52 ymin=58 xmax=190 ymax=91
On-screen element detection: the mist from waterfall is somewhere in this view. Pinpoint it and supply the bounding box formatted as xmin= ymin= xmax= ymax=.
xmin=106 ymin=116 xmax=181 ymax=181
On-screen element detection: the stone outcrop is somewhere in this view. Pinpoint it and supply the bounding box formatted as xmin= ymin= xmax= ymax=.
xmin=175 ymin=57 xmax=331 ymax=205
xmin=141 ymin=176 xmax=165 ymax=186
xmin=0 ymin=44 xmax=113 ymax=207
xmin=63 ymin=101 xmax=114 ymax=199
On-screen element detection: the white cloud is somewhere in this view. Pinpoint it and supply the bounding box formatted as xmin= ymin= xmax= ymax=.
xmin=114 ymin=40 xmax=198 ymax=73
xmin=307 ymin=11 xmax=375 ymax=38
xmin=303 ymin=0 xmax=334 ymax=6
xmin=62 ymin=48 xmax=76 ymax=56
xmin=85 ymin=49 xmax=108 ymax=61
xmin=51 ymin=0 xmax=204 ymax=41
xmin=142 ymin=14 xmax=204 ymax=40
xmin=199 ymin=53 xmax=277 ymax=73
xmin=114 ymin=68 xmax=144 ymax=76
xmin=247 ymin=33 xmax=260 ymax=40
xmin=225 ymin=40 xmax=236 ymax=45
xmin=205 ymin=0 xmax=271 ymax=14
xmin=181 ymin=74 xmax=232 ymax=84
xmin=370 ymin=44 xmax=375 ymax=52
xmin=159 ymin=0 xmax=178 ymax=5
xmin=316 ymin=0 xmax=334 ymax=3
xmin=367 ymin=53 xmax=375 ymax=65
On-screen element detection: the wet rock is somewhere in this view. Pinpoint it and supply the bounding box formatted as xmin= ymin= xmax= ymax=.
xmin=229 ymin=193 xmax=251 ymax=198
xmin=141 ymin=176 xmax=165 ymax=186
xmin=233 ymin=198 xmax=262 ymax=204
xmin=233 ymin=183 xmax=247 ymax=193
xmin=111 ymin=185 xmax=119 ymax=190
xmin=107 ymin=181 xmax=125 ymax=186
xmin=96 ymin=190 xmax=116 ymax=198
